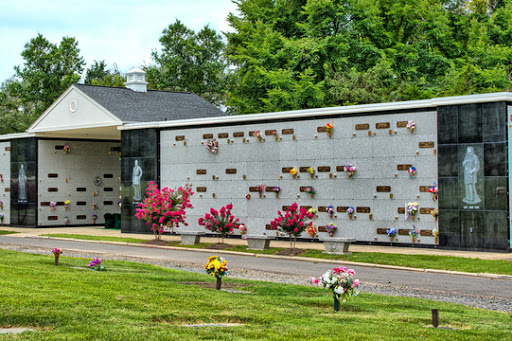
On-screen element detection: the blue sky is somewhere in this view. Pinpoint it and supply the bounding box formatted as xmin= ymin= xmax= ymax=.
xmin=0 ymin=0 xmax=238 ymax=82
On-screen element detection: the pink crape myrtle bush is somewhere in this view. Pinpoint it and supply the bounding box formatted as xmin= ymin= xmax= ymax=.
xmin=198 ymin=203 xmax=240 ymax=243
xmin=270 ymin=202 xmax=313 ymax=248
xmin=135 ymin=181 xmax=193 ymax=240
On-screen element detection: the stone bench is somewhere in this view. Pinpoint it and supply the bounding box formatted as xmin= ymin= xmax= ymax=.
xmin=319 ymin=237 xmax=356 ymax=255
xmin=179 ymin=231 xmax=205 ymax=245
xmin=245 ymin=234 xmax=276 ymax=250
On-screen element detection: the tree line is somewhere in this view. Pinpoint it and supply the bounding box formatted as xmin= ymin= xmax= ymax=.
xmin=2 ymin=0 xmax=512 ymax=133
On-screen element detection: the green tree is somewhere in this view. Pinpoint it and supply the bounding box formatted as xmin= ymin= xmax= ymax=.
xmin=85 ymin=61 xmax=126 ymax=87
xmin=146 ymin=20 xmax=230 ymax=107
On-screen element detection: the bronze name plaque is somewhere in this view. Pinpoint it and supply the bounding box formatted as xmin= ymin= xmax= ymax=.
xmin=419 ymin=141 xmax=435 ymax=148
xmin=265 ymin=130 xmax=277 ymax=136
xmin=337 ymin=206 xmax=350 ymax=212
xmin=398 ymin=229 xmax=410 ymax=236
xmin=336 ymin=166 xmax=345 ymax=172
xmin=4 ymin=188 xmax=10 ymax=192
xmin=356 ymin=207 xmax=371 ymax=213
xmin=397 ymin=164 xmax=413 ymax=171
xmin=5 ymin=147 xmax=10 ymax=151
xmin=282 ymin=167 xmax=293 ymax=173
xmin=318 ymin=226 xmax=328 ymax=232
xmin=196 ymin=187 xmax=207 ymax=192
xmin=77 ymin=201 xmax=86 ymax=206
xmin=40 ymin=202 xmax=51 ymax=206
xmin=377 ymin=228 xmax=388 ymax=235
xmin=248 ymin=131 xmax=256 ymax=137
xmin=282 ymin=205 xmax=291 ymax=211
xmin=317 ymin=166 xmax=330 ymax=172
xmin=48 ymin=188 xmax=58 ymax=192
xmin=299 ymin=186 xmax=309 ymax=192
xmin=196 ymin=169 xmax=207 ymax=175
xmin=420 ymin=230 xmax=433 ymax=236
xmin=419 ymin=186 xmax=430 ymax=192
xmin=397 ymin=121 xmax=408 ymax=128
xmin=226 ymin=168 xmax=237 ymax=174
xmin=281 ymin=129 xmax=294 ymax=135
xmin=104 ymin=187 xmax=113 ymax=192
xmin=317 ymin=206 xmax=326 ymax=212
xmin=397 ymin=207 xmax=405 ymax=214
xmin=76 ymin=215 xmax=87 ymax=220
xmin=355 ymin=124 xmax=370 ymax=130
xmin=317 ymin=126 xmax=328 ymax=133
xmin=76 ymin=187 xmax=87 ymax=192
xmin=103 ymin=174 xmax=113 ymax=178
xmin=249 ymin=187 xmax=259 ymax=192
xmin=54 ymin=145 xmax=64 ymax=150
xmin=48 ymin=173 xmax=58 ymax=178
xmin=376 ymin=186 xmax=391 ymax=192
xmin=376 ymin=122 xmax=390 ymax=129
xmin=202 ymin=134 xmax=214 ymax=139
xmin=233 ymin=132 xmax=244 ymax=138
xmin=175 ymin=135 xmax=185 ymax=141
xmin=103 ymin=201 xmax=114 ymax=205
xmin=218 ymin=133 xmax=229 ymax=139
xmin=420 ymin=207 xmax=434 ymax=214
xmin=266 ymin=186 xmax=278 ymax=192
xmin=300 ymin=206 xmax=313 ymax=210
xmin=48 ymin=216 xmax=58 ymax=221
xmin=299 ymin=167 xmax=310 ymax=173
xmin=265 ymin=224 xmax=275 ymax=230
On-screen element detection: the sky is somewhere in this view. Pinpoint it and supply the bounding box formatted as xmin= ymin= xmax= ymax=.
xmin=0 ymin=0 xmax=239 ymax=82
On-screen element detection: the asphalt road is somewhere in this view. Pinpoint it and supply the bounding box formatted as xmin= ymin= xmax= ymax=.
xmin=1 ymin=235 xmax=512 ymax=312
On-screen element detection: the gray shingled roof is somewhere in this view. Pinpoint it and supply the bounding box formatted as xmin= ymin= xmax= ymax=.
xmin=75 ymin=84 xmax=224 ymax=122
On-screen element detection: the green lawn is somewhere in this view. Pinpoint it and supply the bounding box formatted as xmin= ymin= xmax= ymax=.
xmin=0 ymin=249 xmax=510 ymax=340
xmin=42 ymin=234 xmax=512 ymax=276
xmin=0 ymin=230 xmax=18 ymax=235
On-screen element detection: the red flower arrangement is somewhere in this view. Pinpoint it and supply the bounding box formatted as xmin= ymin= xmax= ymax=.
xmin=269 ymin=202 xmax=314 ymax=248
xmin=198 ymin=204 xmax=240 ymax=243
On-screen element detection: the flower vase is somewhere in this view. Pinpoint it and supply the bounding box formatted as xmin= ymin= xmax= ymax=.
xmin=329 ymin=231 xmax=333 ymax=237
xmin=216 ymin=276 xmax=222 ymax=290
xmin=310 ymin=194 xmax=314 ymax=199
xmin=292 ymin=174 xmax=296 ymax=179
xmin=310 ymin=173 xmax=314 ymax=179
xmin=411 ymin=215 xmax=415 ymax=221
xmin=333 ymin=296 xmax=340 ymax=312
xmin=434 ymin=237 xmax=438 ymax=244
xmin=348 ymin=213 xmax=353 ymax=220
xmin=389 ymin=236 xmax=393 ymax=242
xmin=275 ymin=192 xmax=279 ymax=198
xmin=434 ymin=216 xmax=438 ymax=222
xmin=274 ymin=135 xmax=278 ymax=141
xmin=348 ymin=173 xmax=353 ymax=178
xmin=54 ymin=255 xmax=59 ymax=266
xmin=411 ymin=236 xmax=416 ymax=243
xmin=259 ymin=192 xmax=262 ymax=198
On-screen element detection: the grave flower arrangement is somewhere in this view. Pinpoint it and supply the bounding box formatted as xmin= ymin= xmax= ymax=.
xmin=308 ymin=207 xmax=316 ymax=216
xmin=405 ymin=202 xmax=418 ymax=220
xmin=326 ymin=123 xmax=333 ymax=138
xmin=135 ymin=181 xmax=194 ymax=240
xmin=257 ymin=184 xmax=266 ymax=198
xmin=428 ymin=184 xmax=438 ymax=200
xmin=386 ymin=228 xmax=397 ymax=242
xmin=50 ymin=201 xmax=56 ymax=211
xmin=310 ymin=266 xmax=360 ymax=311
xmin=88 ymin=257 xmax=106 ymax=271
xmin=51 ymin=248 xmax=62 ymax=265
xmin=245 ymin=193 xmax=251 ymax=200
xmin=205 ymin=138 xmax=219 ymax=154
xmin=92 ymin=203 xmax=98 ymax=210
xmin=308 ymin=167 xmax=315 ymax=178
xmin=290 ymin=167 xmax=298 ymax=179
xmin=433 ymin=229 xmax=439 ymax=243
xmin=326 ymin=222 xmax=337 ymax=237
xmin=408 ymin=166 xmax=417 ymax=179
xmin=431 ymin=208 xmax=439 ymax=221
xmin=307 ymin=224 xmax=317 ymax=238
xmin=269 ymin=202 xmax=314 ymax=248
xmin=64 ymin=200 xmax=70 ymax=210
xmin=0 ymin=175 xmax=3 ymax=182
xmin=346 ymin=206 xmax=355 ymax=219
xmin=273 ymin=186 xmax=281 ymax=198
xmin=0 ymin=201 xmax=3 ymax=210
xmin=198 ymin=204 xmax=240 ymax=243
xmin=63 ymin=145 xmax=71 ymax=154
xmin=326 ymin=205 xmax=335 ymax=218
xmin=409 ymin=226 xmax=418 ymax=243
xmin=406 ymin=121 xmax=416 ymax=133
xmin=345 ymin=164 xmax=356 ymax=178
xmin=239 ymin=224 xmax=247 ymax=235
xmin=92 ymin=214 xmax=98 ymax=223
xmin=254 ymin=130 xmax=262 ymax=141
xmin=205 ymin=255 xmax=228 ymax=290
xmin=305 ymin=186 xmax=315 ymax=198
xmin=64 ymin=217 xmax=70 ymax=225
xmin=0 ymin=213 xmax=4 ymax=224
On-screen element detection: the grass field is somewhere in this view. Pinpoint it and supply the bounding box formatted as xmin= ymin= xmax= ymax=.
xmin=42 ymin=234 xmax=512 ymax=276
xmin=0 ymin=249 xmax=510 ymax=340
xmin=0 ymin=230 xmax=18 ymax=236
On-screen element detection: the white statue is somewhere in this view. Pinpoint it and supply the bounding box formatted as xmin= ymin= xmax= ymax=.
xmin=132 ymin=160 xmax=143 ymax=202
xmin=462 ymin=147 xmax=481 ymax=204
xmin=18 ymin=164 xmax=27 ymax=202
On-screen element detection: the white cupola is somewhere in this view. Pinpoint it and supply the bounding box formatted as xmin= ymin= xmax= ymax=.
xmin=125 ymin=67 xmax=148 ymax=92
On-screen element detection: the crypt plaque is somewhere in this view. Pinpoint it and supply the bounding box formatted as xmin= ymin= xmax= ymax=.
xmin=317 ymin=166 xmax=331 ymax=172
xmin=355 ymin=124 xmax=370 ymax=130
xmin=337 ymin=206 xmax=350 ymax=212
xmin=175 ymin=135 xmax=185 ymax=141
xmin=103 ymin=201 xmax=114 ymax=205
xmin=76 ymin=187 xmax=86 ymax=192
xmin=376 ymin=228 xmax=388 ymax=235
xmin=397 ymin=164 xmax=413 ymax=171
xmin=226 ymin=168 xmax=237 ymax=174
xmin=376 ymin=186 xmax=391 ymax=192
xmin=397 ymin=121 xmax=408 ymax=128
xmin=317 ymin=206 xmax=327 ymax=212
xmin=356 ymin=207 xmax=371 ymax=213
xmin=281 ymin=129 xmax=294 ymax=135
xmin=397 ymin=207 xmax=406 ymax=214
xmin=233 ymin=132 xmax=244 ymax=138
xmin=196 ymin=169 xmax=207 ymax=175
xmin=196 ymin=187 xmax=207 ymax=192
xmin=376 ymin=122 xmax=390 ymax=129
xmin=420 ymin=208 xmax=434 ymax=214
xmin=318 ymin=226 xmax=328 ymax=232
xmin=265 ymin=130 xmax=277 ymax=136
xmin=419 ymin=142 xmax=435 ymax=148
xmin=398 ymin=229 xmax=410 ymax=236
xmin=77 ymin=201 xmax=86 ymax=206
xmin=202 ymin=134 xmax=214 ymax=139
xmin=317 ymin=126 xmax=328 ymax=133
xmin=48 ymin=188 xmax=58 ymax=192
xmin=282 ymin=167 xmax=293 ymax=173
xmin=218 ymin=133 xmax=229 ymax=139
xmin=335 ymin=166 xmax=345 ymax=172
xmin=48 ymin=173 xmax=58 ymax=178
xmin=249 ymin=187 xmax=259 ymax=192
xmin=420 ymin=230 xmax=433 ymax=236
xmin=419 ymin=186 xmax=430 ymax=192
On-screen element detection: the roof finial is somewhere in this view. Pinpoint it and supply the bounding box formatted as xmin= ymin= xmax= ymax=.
xmin=125 ymin=67 xmax=148 ymax=92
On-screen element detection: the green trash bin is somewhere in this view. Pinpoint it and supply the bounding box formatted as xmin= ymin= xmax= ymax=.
xmin=113 ymin=214 xmax=121 ymax=229
xmin=104 ymin=213 xmax=115 ymax=229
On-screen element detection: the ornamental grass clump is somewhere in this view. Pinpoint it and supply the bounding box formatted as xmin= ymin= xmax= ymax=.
xmin=198 ymin=204 xmax=240 ymax=243
xmin=135 ymin=181 xmax=193 ymax=240
xmin=310 ymin=266 xmax=360 ymax=311
xmin=270 ymin=202 xmax=313 ymax=248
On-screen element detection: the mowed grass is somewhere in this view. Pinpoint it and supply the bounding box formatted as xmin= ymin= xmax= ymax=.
xmin=0 ymin=250 xmax=510 ymax=340
xmin=41 ymin=233 xmax=146 ymax=244
xmin=43 ymin=234 xmax=512 ymax=276
xmin=0 ymin=230 xmax=18 ymax=235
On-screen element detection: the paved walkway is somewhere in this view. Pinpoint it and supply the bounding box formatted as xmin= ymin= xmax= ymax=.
xmin=1 ymin=225 xmax=511 ymax=261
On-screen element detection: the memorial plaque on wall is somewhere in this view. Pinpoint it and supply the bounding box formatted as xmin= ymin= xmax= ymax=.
xmin=48 ymin=216 xmax=58 ymax=221
xmin=218 ymin=133 xmax=229 ymax=139
xmin=48 ymin=188 xmax=58 ymax=192
xmin=420 ymin=207 xmax=434 ymax=214
xmin=103 ymin=201 xmax=114 ymax=205
xmin=77 ymin=215 xmax=87 ymax=220
xmin=266 ymin=186 xmax=278 ymax=192
xmin=196 ymin=187 xmax=207 ymax=192
xmin=300 ymin=205 xmax=312 ymax=210
xmin=5 ymin=147 xmax=10 ymax=151
xmin=317 ymin=166 xmax=330 ymax=172
xmin=317 ymin=206 xmax=326 ymax=212
xmin=282 ymin=206 xmax=291 ymax=211
xmin=355 ymin=123 xmax=370 ymax=130
xmin=398 ymin=229 xmax=410 ymax=236
xmin=233 ymin=132 xmax=244 ymax=138
xmin=196 ymin=169 xmax=207 ymax=175
xmin=248 ymin=131 xmax=256 ymax=137
xmin=175 ymin=135 xmax=185 ymax=141
xmin=397 ymin=207 xmax=405 ymax=214
xmin=376 ymin=186 xmax=391 ymax=192
xmin=376 ymin=122 xmax=390 ymax=129
xmin=299 ymin=167 xmax=310 ymax=173
xmin=336 ymin=166 xmax=345 ymax=172
xmin=202 ymin=133 xmax=214 ymax=139
xmin=40 ymin=202 xmax=50 ymax=206
xmin=420 ymin=230 xmax=433 ymax=236
xmin=249 ymin=187 xmax=259 ymax=192
xmin=419 ymin=186 xmax=430 ymax=192
xmin=337 ymin=206 xmax=349 ymax=212
xmin=356 ymin=207 xmax=371 ymax=213
xmin=317 ymin=126 xmax=328 ymax=133
xmin=397 ymin=121 xmax=408 ymax=128
xmin=419 ymin=141 xmax=435 ymax=148
xmin=103 ymin=174 xmax=113 ymax=178
xmin=54 ymin=145 xmax=64 ymax=150
xmin=4 ymin=188 xmax=10 ymax=192
xmin=282 ymin=167 xmax=293 ymax=173
xmin=318 ymin=226 xmax=328 ymax=232
xmin=48 ymin=173 xmax=58 ymax=178
xmin=265 ymin=224 xmax=275 ymax=230
xmin=397 ymin=164 xmax=413 ymax=171
xmin=226 ymin=168 xmax=237 ymax=174
xmin=77 ymin=201 xmax=86 ymax=206
xmin=281 ymin=129 xmax=294 ymax=135
xmin=376 ymin=228 xmax=388 ymax=235
xmin=265 ymin=130 xmax=277 ymax=136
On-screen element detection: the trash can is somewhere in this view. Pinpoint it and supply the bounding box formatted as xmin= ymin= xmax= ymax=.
xmin=113 ymin=214 xmax=121 ymax=229
xmin=104 ymin=213 xmax=115 ymax=229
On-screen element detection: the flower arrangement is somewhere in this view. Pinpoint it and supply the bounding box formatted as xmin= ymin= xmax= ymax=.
xmin=307 ymin=167 xmax=315 ymax=178
xmin=273 ymin=186 xmax=281 ymax=198
xmin=310 ymin=266 xmax=360 ymax=311
xmin=428 ymin=184 xmax=438 ymax=200
xmin=135 ymin=181 xmax=194 ymax=240
xmin=408 ymin=166 xmax=417 ymax=179
xmin=64 ymin=200 xmax=70 ymax=210
xmin=0 ymin=175 xmax=3 ymax=182
xmin=198 ymin=204 xmax=240 ymax=243
xmin=51 ymin=248 xmax=62 ymax=265
xmin=254 ymin=130 xmax=262 ymax=141
xmin=307 ymin=224 xmax=317 ymax=238
xmin=88 ymin=257 xmax=106 ymax=271
xmin=64 ymin=217 xmax=70 ymax=225
xmin=345 ymin=164 xmax=356 ymax=178
xmin=205 ymin=139 xmax=219 ymax=154
xmin=346 ymin=206 xmax=355 ymax=219
xmin=386 ymin=228 xmax=397 ymax=242
xmin=245 ymin=193 xmax=251 ymax=200
xmin=326 ymin=222 xmax=337 ymax=237
xmin=406 ymin=121 xmax=416 ymax=133
xmin=0 ymin=213 xmax=4 ymax=223
xmin=257 ymin=184 xmax=266 ymax=198
xmin=326 ymin=123 xmax=333 ymax=138
xmin=272 ymin=130 xmax=278 ymax=140
xmin=431 ymin=208 xmax=439 ymax=221
xmin=405 ymin=202 xmax=418 ymax=220
xmin=63 ymin=144 xmax=71 ymax=154
xmin=308 ymin=207 xmax=316 ymax=216
xmin=205 ymin=256 xmax=228 ymax=290
xmin=0 ymin=201 xmax=3 ymax=210
xmin=92 ymin=214 xmax=98 ymax=223
xmin=269 ymin=202 xmax=314 ymax=248
xmin=50 ymin=201 xmax=56 ymax=211
xmin=239 ymin=224 xmax=247 ymax=235
xmin=305 ymin=186 xmax=315 ymax=198
xmin=433 ymin=229 xmax=439 ymax=244
xmin=290 ymin=167 xmax=297 ymax=179
xmin=326 ymin=205 xmax=335 ymax=218
xmin=92 ymin=203 xmax=98 ymax=210
xmin=118 ymin=201 xmax=122 ymax=209
xmin=409 ymin=226 xmax=418 ymax=243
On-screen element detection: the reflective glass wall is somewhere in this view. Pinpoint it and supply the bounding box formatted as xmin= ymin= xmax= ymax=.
xmin=120 ymin=129 xmax=159 ymax=233
xmin=10 ymin=138 xmax=37 ymax=226
xmin=437 ymin=102 xmax=509 ymax=250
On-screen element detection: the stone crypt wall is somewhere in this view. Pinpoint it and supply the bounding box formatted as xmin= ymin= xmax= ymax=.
xmin=0 ymin=142 xmax=11 ymax=225
xmin=159 ymin=110 xmax=439 ymax=245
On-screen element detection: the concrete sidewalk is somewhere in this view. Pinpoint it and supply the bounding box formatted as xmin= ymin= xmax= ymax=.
xmin=1 ymin=225 xmax=511 ymax=261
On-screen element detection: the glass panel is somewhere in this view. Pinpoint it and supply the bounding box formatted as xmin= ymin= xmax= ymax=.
xmin=458 ymin=104 xmax=482 ymax=144
xmin=121 ymin=129 xmax=157 ymax=158
xmin=459 ymin=144 xmax=484 ymax=210
xmin=437 ymin=145 xmax=458 ymax=177
xmin=482 ymin=102 xmax=506 ymax=143
xmin=484 ymin=177 xmax=508 ymax=211
xmin=484 ymin=142 xmax=507 ymax=176
xmin=438 ymin=177 xmax=459 ymax=210
xmin=483 ymin=211 xmax=509 ymax=250
xmin=438 ymin=210 xmax=459 ymax=248
xmin=437 ymin=106 xmax=458 ymax=145
xmin=121 ymin=203 xmax=150 ymax=233
xmin=460 ymin=211 xmax=484 ymax=249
